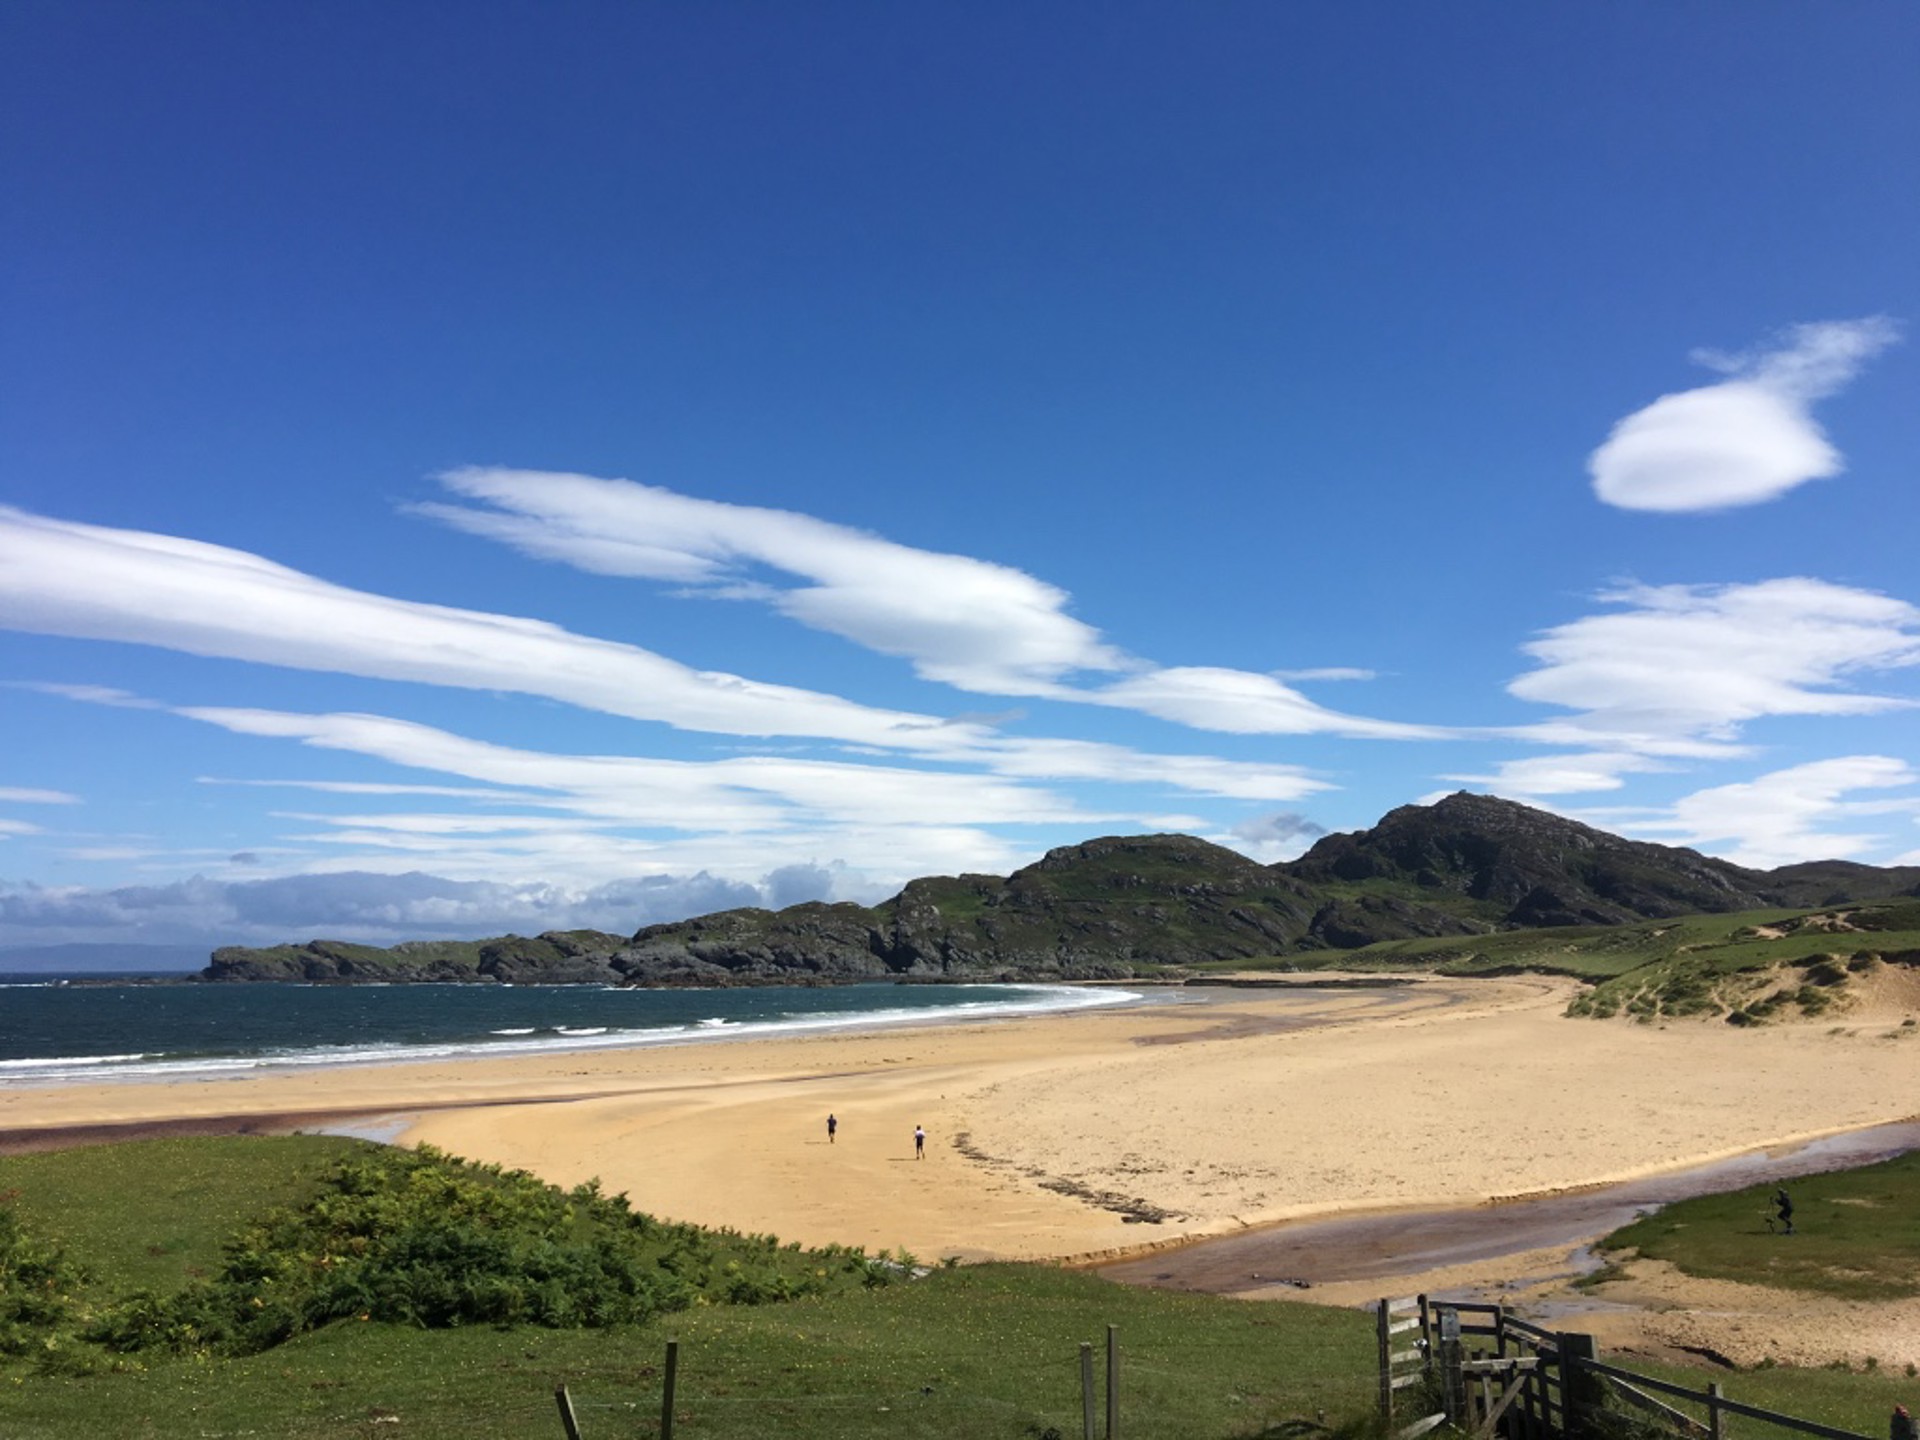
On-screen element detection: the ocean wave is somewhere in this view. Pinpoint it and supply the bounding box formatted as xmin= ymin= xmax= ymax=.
xmin=0 ymin=1051 xmax=151 ymax=1070
xmin=0 ymin=983 xmax=1151 ymax=1085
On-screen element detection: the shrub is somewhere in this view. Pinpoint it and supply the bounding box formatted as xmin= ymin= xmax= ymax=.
xmin=85 ymin=1145 xmax=877 ymax=1356
xmin=1 ymin=1201 xmax=88 ymax=1356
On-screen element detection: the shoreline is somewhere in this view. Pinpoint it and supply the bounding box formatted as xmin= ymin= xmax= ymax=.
xmin=5 ymin=971 xmax=1917 ymax=1272
xmin=0 ymin=978 xmax=1167 ymax=1086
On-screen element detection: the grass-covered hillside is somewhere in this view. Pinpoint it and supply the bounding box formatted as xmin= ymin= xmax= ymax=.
xmin=5 ymin=1136 xmax=1914 ymax=1437
xmin=1275 ymin=899 xmax=1920 ymax=1026
xmin=1 ymin=1136 xmax=1384 ymax=1439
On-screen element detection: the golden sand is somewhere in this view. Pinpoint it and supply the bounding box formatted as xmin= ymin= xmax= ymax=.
xmin=5 ymin=972 xmax=1915 ymax=1271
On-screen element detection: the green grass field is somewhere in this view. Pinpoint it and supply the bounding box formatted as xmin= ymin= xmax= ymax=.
xmin=1598 ymin=1150 xmax=1920 ymax=1302
xmin=5 ymin=1135 xmax=1915 ymax=1438
xmin=2 ymin=1136 xmax=1383 ymax=1438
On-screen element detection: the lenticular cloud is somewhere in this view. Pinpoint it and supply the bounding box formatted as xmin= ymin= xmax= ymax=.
xmin=1589 ymin=317 xmax=1899 ymax=513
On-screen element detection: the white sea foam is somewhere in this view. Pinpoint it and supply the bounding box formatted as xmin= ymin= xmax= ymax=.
xmin=0 ymin=1051 xmax=150 ymax=1070
xmin=0 ymin=984 xmax=1150 ymax=1087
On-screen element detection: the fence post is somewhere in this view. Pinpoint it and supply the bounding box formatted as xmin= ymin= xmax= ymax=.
xmin=660 ymin=1338 xmax=679 ymax=1440
xmin=553 ymin=1384 xmax=583 ymax=1440
xmin=1106 ymin=1324 xmax=1120 ymax=1440
xmin=1437 ymin=1308 xmax=1465 ymax=1423
xmin=1556 ymin=1332 xmax=1600 ymax=1433
xmin=1080 ymin=1341 xmax=1096 ymax=1440
xmin=1707 ymin=1380 xmax=1724 ymax=1440
xmin=1377 ymin=1300 xmax=1393 ymax=1421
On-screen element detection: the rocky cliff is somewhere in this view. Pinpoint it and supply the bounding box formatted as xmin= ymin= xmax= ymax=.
xmin=200 ymin=793 xmax=1920 ymax=985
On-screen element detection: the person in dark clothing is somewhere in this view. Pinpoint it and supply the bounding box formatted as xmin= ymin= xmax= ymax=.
xmin=826 ymin=1113 xmax=837 ymax=1144
xmin=1774 ymin=1187 xmax=1795 ymax=1235
xmin=1891 ymin=1405 xmax=1916 ymax=1440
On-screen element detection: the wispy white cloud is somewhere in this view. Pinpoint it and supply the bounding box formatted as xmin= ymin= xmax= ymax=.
xmin=179 ymin=705 xmax=1124 ymax=833
xmin=966 ymin=736 xmax=1328 ymax=802
xmin=1622 ymin=755 xmax=1919 ymax=869
xmin=1442 ymin=751 xmax=1671 ymax=797
xmin=417 ymin=471 xmax=1439 ymax=740
xmin=1509 ymin=578 xmax=1920 ymax=744
xmin=1479 ymin=576 xmax=1920 ymax=801
xmin=1589 ymin=317 xmax=1900 ymax=513
xmin=0 ymin=787 xmax=80 ymax=804
xmin=0 ymin=500 xmax=1431 ymax=782
xmin=1090 ymin=666 xmax=1445 ymax=740
xmin=1271 ymin=667 xmax=1377 ymax=683
xmin=420 ymin=467 xmax=1130 ymax=694
xmin=0 ymin=506 xmax=982 ymax=752
xmin=11 ymin=681 xmax=165 ymax=710
xmin=201 ymin=778 xmax=543 ymax=802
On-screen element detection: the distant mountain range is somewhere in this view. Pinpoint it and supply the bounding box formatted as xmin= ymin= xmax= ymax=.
xmin=200 ymin=793 xmax=1920 ymax=985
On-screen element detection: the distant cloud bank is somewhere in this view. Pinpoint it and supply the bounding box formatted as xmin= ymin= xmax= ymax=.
xmin=0 ymin=867 xmax=837 ymax=952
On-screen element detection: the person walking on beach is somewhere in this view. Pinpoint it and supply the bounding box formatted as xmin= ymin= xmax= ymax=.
xmin=1774 ymin=1186 xmax=1795 ymax=1236
xmin=914 ymin=1124 xmax=926 ymax=1160
xmin=826 ymin=1113 xmax=837 ymax=1144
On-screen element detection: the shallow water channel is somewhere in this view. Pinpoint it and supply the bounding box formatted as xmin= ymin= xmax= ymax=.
xmin=1098 ymin=1119 xmax=1920 ymax=1295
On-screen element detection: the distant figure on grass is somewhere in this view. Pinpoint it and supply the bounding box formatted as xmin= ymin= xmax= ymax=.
xmin=1774 ymin=1186 xmax=1795 ymax=1236
xmin=826 ymin=1113 xmax=837 ymax=1144
xmin=1893 ymin=1406 xmax=1917 ymax=1440
xmin=914 ymin=1125 xmax=926 ymax=1160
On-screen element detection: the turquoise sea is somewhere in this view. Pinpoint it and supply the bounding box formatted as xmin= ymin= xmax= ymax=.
xmin=0 ymin=977 xmax=1143 ymax=1084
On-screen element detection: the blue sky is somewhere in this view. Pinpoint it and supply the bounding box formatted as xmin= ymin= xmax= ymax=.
xmin=2 ymin=3 xmax=1917 ymax=951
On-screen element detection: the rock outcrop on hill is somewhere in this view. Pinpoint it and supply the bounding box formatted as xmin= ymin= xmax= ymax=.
xmin=199 ymin=794 xmax=1920 ymax=985
xmin=202 ymin=931 xmax=630 ymax=984
xmin=1288 ymin=791 xmax=1769 ymax=927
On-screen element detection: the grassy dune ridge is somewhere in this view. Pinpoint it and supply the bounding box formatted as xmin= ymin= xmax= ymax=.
xmin=1255 ymin=900 xmax=1920 ymax=1025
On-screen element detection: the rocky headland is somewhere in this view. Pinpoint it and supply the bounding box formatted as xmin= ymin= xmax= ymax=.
xmin=200 ymin=792 xmax=1920 ymax=986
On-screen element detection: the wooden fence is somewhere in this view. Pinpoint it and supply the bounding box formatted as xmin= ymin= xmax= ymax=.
xmin=1378 ymin=1298 xmax=1877 ymax=1440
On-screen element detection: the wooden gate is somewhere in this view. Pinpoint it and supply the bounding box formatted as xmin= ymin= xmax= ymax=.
xmin=1380 ymin=1298 xmax=1872 ymax=1440
xmin=1376 ymin=1299 xmax=1601 ymax=1439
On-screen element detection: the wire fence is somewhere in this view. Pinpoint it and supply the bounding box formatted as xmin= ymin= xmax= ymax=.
xmin=540 ymin=1329 xmax=1382 ymax=1440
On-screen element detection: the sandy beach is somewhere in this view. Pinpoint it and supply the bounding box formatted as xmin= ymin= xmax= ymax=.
xmin=7 ymin=970 xmax=1920 ymax=1370
xmin=6 ymin=972 xmax=1917 ymax=1266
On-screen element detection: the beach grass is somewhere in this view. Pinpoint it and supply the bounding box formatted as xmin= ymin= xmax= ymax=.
xmin=1597 ymin=1149 xmax=1920 ymax=1301
xmin=1260 ymin=901 xmax=1920 ymax=1029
